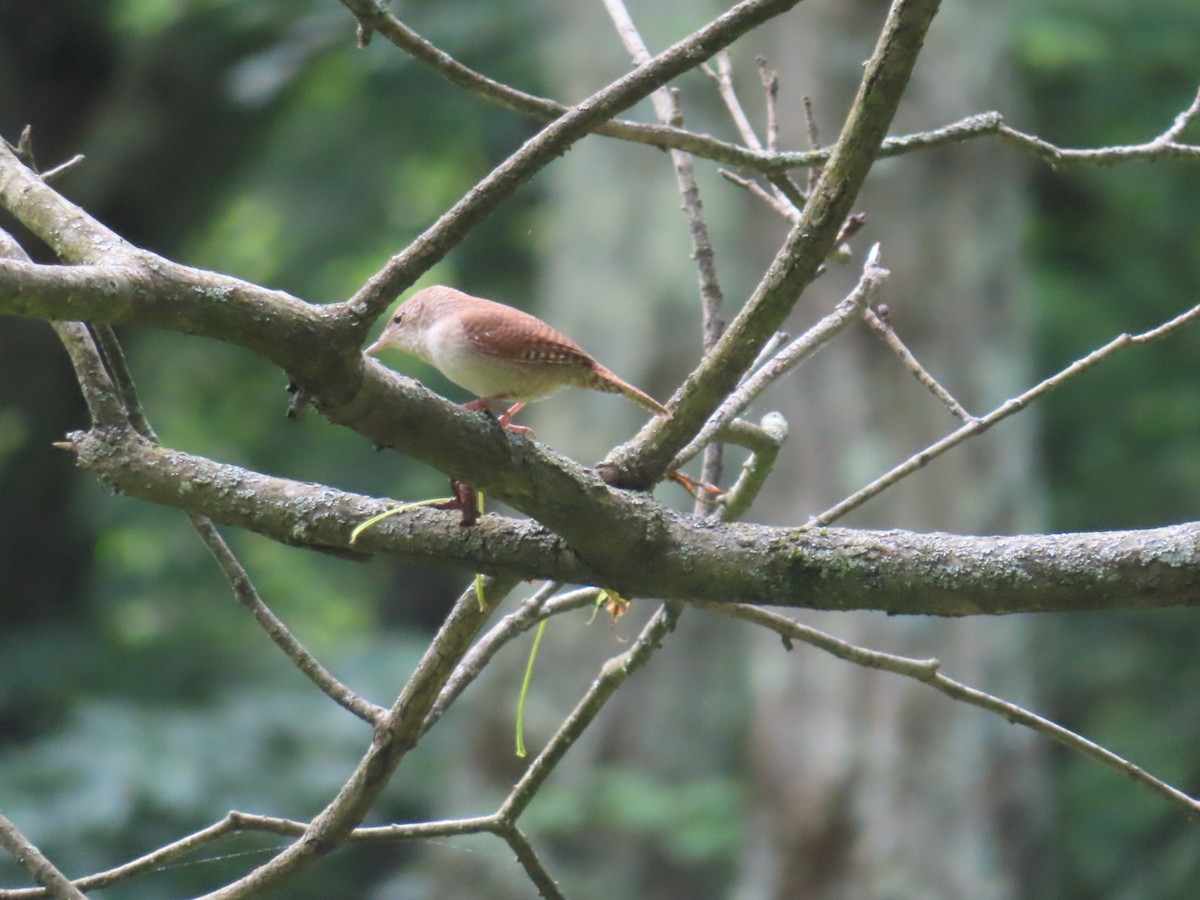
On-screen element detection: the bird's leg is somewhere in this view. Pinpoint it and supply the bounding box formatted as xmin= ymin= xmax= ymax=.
xmin=496 ymin=402 xmax=528 ymax=431
xmin=461 ymin=398 xmax=533 ymax=435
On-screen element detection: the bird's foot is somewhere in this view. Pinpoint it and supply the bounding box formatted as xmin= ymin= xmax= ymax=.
xmin=433 ymin=478 xmax=480 ymax=528
xmin=463 ymin=399 xmax=534 ymax=436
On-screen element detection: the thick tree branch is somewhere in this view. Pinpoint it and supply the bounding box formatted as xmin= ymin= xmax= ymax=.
xmin=0 ymin=145 xmax=730 ymax=572
xmin=0 ymin=150 xmax=676 ymax=570
xmin=53 ymin=420 xmax=1200 ymax=615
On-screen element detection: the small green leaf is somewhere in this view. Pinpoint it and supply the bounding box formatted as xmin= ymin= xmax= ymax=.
xmin=349 ymin=497 xmax=453 ymax=544
xmin=515 ymin=619 xmax=548 ymax=758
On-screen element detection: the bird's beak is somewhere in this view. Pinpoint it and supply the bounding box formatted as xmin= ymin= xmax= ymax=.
xmin=364 ymin=335 xmax=386 ymax=356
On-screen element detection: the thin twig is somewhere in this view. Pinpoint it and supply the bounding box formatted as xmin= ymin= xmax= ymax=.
xmin=698 ymin=602 xmax=1200 ymax=821
xmin=38 ymin=154 xmax=84 ymax=183
xmin=672 ymin=244 xmax=889 ymax=470
xmin=87 ymin=325 xmax=155 ymax=437
xmin=1162 ymin=86 xmax=1200 ymax=142
xmin=424 ymin=583 xmax=597 ymax=733
xmin=719 ymin=169 xmax=799 ymax=222
xmin=757 ymin=57 xmax=780 ymax=153
xmin=0 ymin=816 xmax=258 ymax=899
xmin=494 ymin=824 xmax=566 ymax=900
xmin=50 ymin=324 xmax=128 ymax=428
xmin=743 ymin=330 xmax=790 ymax=380
xmin=707 ymin=49 xmax=803 ymax=217
xmin=497 ymin=606 xmax=675 ymax=822
xmin=875 ymin=104 xmax=1200 ymax=169
xmin=707 ymin=49 xmax=763 ymax=151
xmin=862 ymin=305 xmax=975 ymax=422
xmin=191 ymin=515 xmax=384 ymax=724
xmin=802 ymin=96 xmax=821 ymax=193
xmin=813 ymin=300 xmax=1200 ymax=525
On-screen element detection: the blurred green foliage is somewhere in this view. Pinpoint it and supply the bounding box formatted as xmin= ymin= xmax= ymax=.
xmin=1016 ymin=0 xmax=1200 ymax=896
xmin=1 ymin=0 xmax=550 ymax=894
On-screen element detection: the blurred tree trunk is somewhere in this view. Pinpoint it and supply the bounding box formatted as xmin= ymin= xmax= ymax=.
xmin=733 ymin=2 xmax=1048 ymax=898
xmin=421 ymin=2 xmax=1047 ymax=897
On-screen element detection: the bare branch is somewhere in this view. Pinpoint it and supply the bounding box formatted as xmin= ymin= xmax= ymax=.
xmin=1162 ymin=85 xmax=1200 ymax=142
xmin=862 ymin=304 xmax=975 ymax=422
xmin=813 ymin=300 xmax=1200 ymax=525
xmin=600 ymin=0 xmax=944 ymax=489
xmin=719 ymin=168 xmax=800 ymax=221
xmin=758 ymin=57 xmax=780 ymax=153
xmin=743 ymin=330 xmax=790 ymax=378
xmin=191 ymin=515 xmax=384 ymax=724
xmin=494 ymin=824 xmax=566 ymax=900
xmin=601 ymin=0 xmax=728 ymax=512
xmin=707 ymin=49 xmax=764 ymax=151
xmin=706 ymin=49 xmax=804 ymax=217
xmin=424 ymin=583 xmax=597 ymax=733
xmin=342 ymin=0 xmax=806 ymax=324
xmin=52 ymin=320 xmax=385 ymax=723
xmin=39 ymin=154 xmax=84 ymax=183
xmin=700 ymin=602 xmax=1200 ymax=821
xmin=802 ymin=95 xmax=821 ymax=193
xmin=50 ymin=324 xmax=129 ymax=430
xmin=334 ymin=0 xmax=793 ymax=171
xmin=200 ymin=576 xmax=516 ymax=898
xmin=334 ymin=4 xmax=1200 ymax=178
xmin=44 ymin=392 xmax=1200 ymax=614
xmin=672 ymin=244 xmax=888 ymax=470
xmin=0 ymin=815 xmax=280 ymax=899
xmin=0 ymin=811 xmax=513 ymax=899
xmin=780 ymin=104 xmax=1200 ymax=171
xmin=718 ymin=412 xmax=789 ymax=521
xmin=497 ymin=607 xmax=675 ymax=821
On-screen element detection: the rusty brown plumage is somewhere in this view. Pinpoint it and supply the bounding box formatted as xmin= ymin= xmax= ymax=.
xmin=366 ymin=286 xmax=669 ymax=418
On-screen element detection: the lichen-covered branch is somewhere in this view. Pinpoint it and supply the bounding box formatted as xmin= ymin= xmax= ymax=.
xmin=51 ymin=419 xmax=1200 ymax=616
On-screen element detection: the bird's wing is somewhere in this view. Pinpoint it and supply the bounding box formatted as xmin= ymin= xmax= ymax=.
xmin=459 ymin=304 xmax=596 ymax=368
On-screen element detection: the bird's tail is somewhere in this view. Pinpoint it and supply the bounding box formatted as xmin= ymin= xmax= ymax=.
xmin=589 ymin=364 xmax=670 ymax=417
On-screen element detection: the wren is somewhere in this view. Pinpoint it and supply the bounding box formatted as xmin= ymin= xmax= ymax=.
xmin=366 ymin=285 xmax=669 ymax=422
